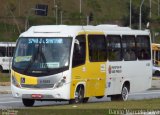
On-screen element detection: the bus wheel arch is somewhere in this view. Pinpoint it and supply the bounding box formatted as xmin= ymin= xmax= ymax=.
xmin=123 ymin=81 xmax=130 ymax=93
xmin=69 ymin=83 xmax=88 ymax=104
xmin=96 ymin=96 xmax=104 ymax=99
xmin=110 ymin=81 xmax=130 ymax=101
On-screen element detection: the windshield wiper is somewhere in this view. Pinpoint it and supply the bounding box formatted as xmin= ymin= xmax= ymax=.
xmin=23 ymin=42 xmax=50 ymax=73
xmin=23 ymin=44 xmax=40 ymax=73
xmin=39 ymin=48 xmax=50 ymax=73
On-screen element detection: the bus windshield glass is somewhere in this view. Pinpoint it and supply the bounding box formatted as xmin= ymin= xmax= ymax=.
xmin=13 ymin=37 xmax=72 ymax=72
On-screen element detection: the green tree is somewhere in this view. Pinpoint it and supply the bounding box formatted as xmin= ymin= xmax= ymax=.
xmin=123 ymin=3 xmax=150 ymax=29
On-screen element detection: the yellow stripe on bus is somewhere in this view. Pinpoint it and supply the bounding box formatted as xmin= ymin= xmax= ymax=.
xmin=12 ymin=70 xmax=38 ymax=85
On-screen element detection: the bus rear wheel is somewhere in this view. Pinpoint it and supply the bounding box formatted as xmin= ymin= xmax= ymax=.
xmin=0 ymin=66 xmax=3 ymax=73
xmin=111 ymin=85 xmax=129 ymax=101
xmin=22 ymin=99 xmax=35 ymax=107
xmin=69 ymin=86 xmax=86 ymax=104
xmin=155 ymin=71 xmax=160 ymax=76
xmin=120 ymin=85 xmax=129 ymax=101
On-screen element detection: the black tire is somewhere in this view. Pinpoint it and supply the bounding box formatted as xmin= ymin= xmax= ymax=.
xmin=95 ymin=96 xmax=104 ymax=99
xmin=69 ymin=99 xmax=75 ymax=104
xmin=111 ymin=85 xmax=129 ymax=101
xmin=0 ymin=66 xmax=3 ymax=73
xmin=22 ymin=99 xmax=35 ymax=107
xmin=155 ymin=71 xmax=160 ymax=76
xmin=69 ymin=86 xmax=85 ymax=104
xmin=83 ymin=97 xmax=89 ymax=103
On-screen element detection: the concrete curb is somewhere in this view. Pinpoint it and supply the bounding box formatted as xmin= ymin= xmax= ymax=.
xmin=0 ymin=91 xmax=11 ymax=94
xmin=149 ymin=87 xmax=160 ymax=90
xmin=152 ymin=77 xmax=160 ymax=80
xmin=0 ymin=82 xmax=10 ymax=86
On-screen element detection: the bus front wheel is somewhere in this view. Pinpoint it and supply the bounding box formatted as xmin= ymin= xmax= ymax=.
xmin=22 ymin=99 xmax=35 ymax=107
xmin=83 ymin=97 xmax=89 ymax=103
xmin=69 ymin=86 xmax=86 ymax=104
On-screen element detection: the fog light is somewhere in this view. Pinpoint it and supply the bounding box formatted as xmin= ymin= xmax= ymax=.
xmin=15 ymin=93 xmax=20 ymax=97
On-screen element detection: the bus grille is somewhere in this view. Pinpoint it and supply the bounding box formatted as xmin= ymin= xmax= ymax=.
xmin=21 ymin=84 xmax=54 ymax=89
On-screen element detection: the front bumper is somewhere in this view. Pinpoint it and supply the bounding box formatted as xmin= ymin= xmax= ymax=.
xmin=11 ymin=83 xmax=70 ymax=100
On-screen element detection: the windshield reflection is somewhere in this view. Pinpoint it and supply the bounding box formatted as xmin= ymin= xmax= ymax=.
xmin=13 ymin=37 xmax=72 ymax=73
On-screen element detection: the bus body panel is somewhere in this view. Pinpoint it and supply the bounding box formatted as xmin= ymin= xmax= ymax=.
xmin=0 ymin=42 xmax=16 ymax=71
xmin=11 ymin=83 xmax=71 ymax=100
xmin=152 ymin=43 xmax=160 ymax=75
xmin=0 ymin=57 xmax=12 ymax=70
xmin=70 ymin=32 xmax=106 ymax=99
xmin=106 ymin=60 xmax=152 ymax=95
xmin=12 ymin=70 xmax=38 ymax=85
xmin=11 ymin=69 xmax=72 ymax=100
xmin=71 ymin=62 xmax=106 ymax=99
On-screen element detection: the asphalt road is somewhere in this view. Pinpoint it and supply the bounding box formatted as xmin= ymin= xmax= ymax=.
xmin=0 ymin=89 xmax=160 ymax=109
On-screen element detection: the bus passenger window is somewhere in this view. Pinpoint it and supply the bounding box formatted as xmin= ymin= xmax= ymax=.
xmin=88 ymin=35 xmax=106 ymax=62
xmin=72 ymin=35 xmax=86 ymax=67
xmin=155 ymin=51 xmax=160 ymax=65
xmin=107 ymin=35 xmax=122 ymax=61
xmin=122 ymin=35 xmax=137 ymax=61
xmin=0 ymin=47 xmax=6 ymax=57
xmin=7 ymin=47 xmax=15 ymax=57
xmin=136 ymin=35 xmax=151 ymax=60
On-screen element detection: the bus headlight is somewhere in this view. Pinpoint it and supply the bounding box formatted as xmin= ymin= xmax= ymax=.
xmin=54 ymin=77 xmax=66 ymax=88
xmin=12 ymin=76 xmax=21 ymax=88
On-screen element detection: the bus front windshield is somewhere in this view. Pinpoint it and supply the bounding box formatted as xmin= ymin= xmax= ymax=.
xmin=13 ymin=37 xmax=72 ymax=74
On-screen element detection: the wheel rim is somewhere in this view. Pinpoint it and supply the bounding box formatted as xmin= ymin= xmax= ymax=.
xmin=122 ymin=87 xmax=128 ymax=101
xmin=75 ymin=87 xmax=83 ymax=103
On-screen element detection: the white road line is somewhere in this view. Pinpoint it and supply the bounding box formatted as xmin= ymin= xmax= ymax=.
xmin=0 ymin=95 xmax=12 ymax=98
xmin=0 ymin=101 xmax=21 ymax=104
xmin=129 ymin=91 xmax=160 ymax=95
xmin=0 ymin=98 xmax=16 ymax=101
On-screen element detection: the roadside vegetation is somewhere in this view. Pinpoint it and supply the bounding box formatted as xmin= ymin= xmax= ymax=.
xmin=16 ymin=98 xmax=160 ymax=115
xmin=0 ymin=0 xmax=160 ymax=42
xmin=0 ymin=72 xmax=10 ymax=82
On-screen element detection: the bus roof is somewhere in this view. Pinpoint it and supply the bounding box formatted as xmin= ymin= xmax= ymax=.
xmin=20 ymin=25 xmax=150 ymax=37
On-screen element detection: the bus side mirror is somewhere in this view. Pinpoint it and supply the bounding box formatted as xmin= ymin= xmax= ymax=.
xmin=74 ymin=39 xmax=80 ymax=52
